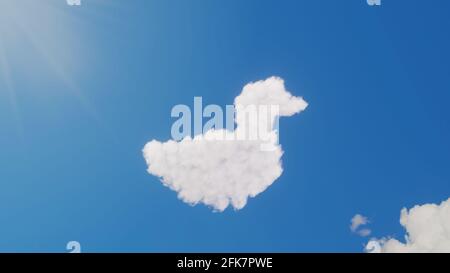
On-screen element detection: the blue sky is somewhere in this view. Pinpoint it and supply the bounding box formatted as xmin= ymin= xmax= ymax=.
xmin=0 ymin=0 xmax=449 ymax=252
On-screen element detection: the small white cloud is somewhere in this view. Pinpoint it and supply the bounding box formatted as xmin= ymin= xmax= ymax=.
xmin=66 ymin=0 xmax=81 ymax=6
xmin=350 ymin=214 xmax=370 ymax=236
xmin=368 ymin=197 xmax=450 ymax=253
xmin=357 ymin=228 xmax=372 ymax=237
xmin=143 ymin=77 xmax=307 ymax=211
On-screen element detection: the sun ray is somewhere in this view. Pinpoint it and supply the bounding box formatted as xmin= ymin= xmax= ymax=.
xmin=0 ymin=0 xmax=118 ymax=131
xmin=13 ymin=15 xmax=103 ymax=124
xmin=0 ymin=39 xmax=24 ymax=141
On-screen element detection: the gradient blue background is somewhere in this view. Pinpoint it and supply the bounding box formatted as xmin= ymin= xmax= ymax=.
xmin=0 ymin=0 xmax=449 ymax=252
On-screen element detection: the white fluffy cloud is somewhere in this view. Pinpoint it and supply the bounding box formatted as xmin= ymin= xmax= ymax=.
xmin=369 ymin=198 xmax=450 ymax=253
xmin=143 ymin=77 xmax=308 ymax=211
xmin=350 ymin=214 xmax=369 ymax=232
xmin=350 ymin=214 xmax=371 ymax=237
